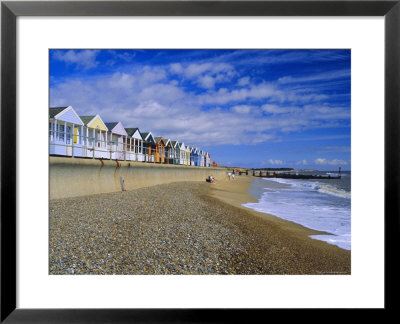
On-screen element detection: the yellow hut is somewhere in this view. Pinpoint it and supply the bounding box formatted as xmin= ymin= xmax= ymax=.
xmin=185 ymin=146 xmax=191 ymax=165
xmin=79 ymin=115 xmax=109 ymax=159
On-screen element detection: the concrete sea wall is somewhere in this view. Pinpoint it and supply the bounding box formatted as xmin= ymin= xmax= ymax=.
xmin=49 ymin=156 xmax=228 ymax=200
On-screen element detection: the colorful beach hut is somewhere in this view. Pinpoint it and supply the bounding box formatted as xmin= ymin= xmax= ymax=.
xmin=171 ymin=141 xmax=180 ymax=165
xmin=185 ymin=146 xmax=191 ymax=165
xmin=49 ymin=106 xmax=84 ymax=157
xmin=206 ymin=153 xmax=211 ymax=167
xmin=190 ymin=146 xmax=200 ymax=166
xmin=202 ymin=151 xmax=208 ymax=167
xmin=79 ymin=115 xmax=109 ymax=159
xmin=105 ymin=122 xmax=128 ymax=160
xmin=199 ymin=150 xmax=205 ymax=167
xmin=125 ymin=128 xmax=144 ymax=162
xmin=164 ymin=139 xmax=175 ymax=164
xmin=154 ymin=137 xmax=166 ymax=163
xmin=141 ymin=132 xmax=155 ymax=162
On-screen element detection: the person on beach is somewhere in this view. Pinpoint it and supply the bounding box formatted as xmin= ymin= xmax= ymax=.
xmin=206 ymin=175 xmax=215 ymax=183
xmin=231 ymin=173 xmax=235 ymax=180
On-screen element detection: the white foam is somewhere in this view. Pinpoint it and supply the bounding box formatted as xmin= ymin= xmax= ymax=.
xmin=244 ymin=178 xmax=351 ymax=250
xmin=264 ymin=178 xmax=351 ymax=199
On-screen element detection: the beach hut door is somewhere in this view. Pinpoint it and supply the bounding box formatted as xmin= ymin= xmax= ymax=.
xmin=66 ymin=126 xmax=72 ymax=156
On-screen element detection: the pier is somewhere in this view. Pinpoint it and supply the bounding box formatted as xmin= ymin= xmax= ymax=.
xmin=232 ymin=168 xmax=342 ymax=180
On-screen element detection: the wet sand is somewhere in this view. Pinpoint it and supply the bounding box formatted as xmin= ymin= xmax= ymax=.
xmin=49 ymin=177 xmax=350 ymax=275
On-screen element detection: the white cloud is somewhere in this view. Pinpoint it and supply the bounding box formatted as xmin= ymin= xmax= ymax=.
xmin=231 ymin=105 xmax=253 ymax=114
xmin=296 ymin=160 xmax=308 ymax=165
xmin=184 ymin=62 xmax=233 ymax=79
xmin=278 ymin=69 xmax=350 ymax=84
xmin=169 ymin=63 xmax=184 ymax=74
xmin=52 ymin=50 xmax=99 ymax=70
xmin=197 ymin=75 xmax=216 ymax=89
xmin=237 ymin=76 xmax=250 ymax=86
xmin=314 ymin=158 xmax=348 ymax=165
xmin=262 ymin=104 xmax=300 ymax=114
xmin=268 ymin=159 xmax=284 ymax=165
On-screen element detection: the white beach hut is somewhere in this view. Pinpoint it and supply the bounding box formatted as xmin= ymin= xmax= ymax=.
xmin=105 ymin=122 xmax=128 ymax=160
xmin=49 ymin=106 xmax=84 ymax=157
xmin=178 ymin=142 xmax=186 ymax=165
xmin=125 ymin=128 xmax=145 ymax=162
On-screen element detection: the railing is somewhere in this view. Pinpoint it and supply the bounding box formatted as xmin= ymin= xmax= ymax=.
xmin=49 ymin=130 xmax=211 ymax=166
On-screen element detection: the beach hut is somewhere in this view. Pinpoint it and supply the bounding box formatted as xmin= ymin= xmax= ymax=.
xmin=141 ymin=132 xmax=155 ymax=162
xmin=195 ymin=148 xmax=201 ymax=166
xmin=164 ymin=139 xmax=175 ymax=164
xmin=154 ymin=137 xmax=166 ymax=163
xmin=190 ymin=147 xmax=195 ymax=166
xmin=199 ymin=150 xmax=205 ymax=167
xmin=203 ymin=151 xmax=208 ymax=167
xmin=190 ymin=146 xmax=200 ymax=166
xmin=206 ymin=153 xmax=211 ymax=167
xmin=125 ymin=128 xmax=144 ymax=162
xmin=185 ymin=146 xmax=191 ymax=165
xmin=49 ymin=106 xmax=84 ymax=157
xmin=105 ymin=122 xmax=128 ymax=160
xmin=171 ymin=141 xmax=180 ymax=165
xmin=79 ymin=115 xmax=109 ymax=159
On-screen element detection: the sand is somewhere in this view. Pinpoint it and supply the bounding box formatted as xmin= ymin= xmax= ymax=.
xmin=49 ymin=176 xmax=351 ymax=275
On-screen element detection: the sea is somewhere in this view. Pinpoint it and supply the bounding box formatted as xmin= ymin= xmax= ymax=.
xmin=243 ymin=170 xmax=351 ymax=250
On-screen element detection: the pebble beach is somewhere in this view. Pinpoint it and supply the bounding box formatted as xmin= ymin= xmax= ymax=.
xmin=49 ymin=177 xmax=351 ymax=275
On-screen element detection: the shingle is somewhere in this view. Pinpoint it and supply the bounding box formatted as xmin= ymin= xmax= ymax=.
xmin=79 ymin=116 xmax=96 ymax=125
xmin=125 ymin=128 xmax=139 ymax=137
xmin=49 ymin=107 xmax=68 ymax=118
xmin=104 ymin=122 xmax=118 ymax=131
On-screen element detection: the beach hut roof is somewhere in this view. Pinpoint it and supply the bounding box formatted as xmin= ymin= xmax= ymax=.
xmin=49 ymin=106 xmax=69 ymax=118
xmin=79 ymin=115 xmax=97 ymax=125
xmin=154 ymin=137 xmax=166 ymax=145
xmin=49 ymin=106 xmax=84 ymax=125
xmin=125 ymin=127 xmax=140 ymax=137
xmin=171 ymin=140 xmax=178 ymax=147
xmin=104 ymin=122 xmax=118 ymax=130
xmin=141 ymin=132 xmax=155 ymax=142
xmin=104 ymin=121 xmax=128 ymax=136
xmin=79 ymin=114 xmax=108 ymax=131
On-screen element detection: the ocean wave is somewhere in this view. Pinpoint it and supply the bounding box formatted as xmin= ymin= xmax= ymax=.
xmin=264 ymin=178 xmax=351 ymax=199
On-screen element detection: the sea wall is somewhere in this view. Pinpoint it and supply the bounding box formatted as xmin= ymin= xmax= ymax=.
xmin=49 ymin=156 xmax=229 ymax=200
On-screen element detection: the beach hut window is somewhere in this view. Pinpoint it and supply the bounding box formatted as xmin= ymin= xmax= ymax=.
xmin=49 ymin=122 xmax=53 ymax=140
xmin=66 ymin=126 xmax=71 ymax=144
xmin=59 ymin=124 xmax=65 ymax=141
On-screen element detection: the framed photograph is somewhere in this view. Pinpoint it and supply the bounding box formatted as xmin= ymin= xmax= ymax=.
xmin=1 ymin=0 xmax=398 ymax=321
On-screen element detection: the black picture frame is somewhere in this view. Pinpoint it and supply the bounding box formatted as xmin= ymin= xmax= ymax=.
xmin=1 ymin=0 xmax=398 ymax=322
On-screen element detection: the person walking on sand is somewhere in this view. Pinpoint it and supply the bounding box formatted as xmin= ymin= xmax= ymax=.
xmin=231 ymin=173 xmax=235 ymax=180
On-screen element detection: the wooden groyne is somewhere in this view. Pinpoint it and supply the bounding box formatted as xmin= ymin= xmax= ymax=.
xmin=231 ymin=168 xmax=342 ymax=180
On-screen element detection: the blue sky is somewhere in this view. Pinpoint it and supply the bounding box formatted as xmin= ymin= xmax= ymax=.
xmin=50 ymin=49 xmax=351 ymax=170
